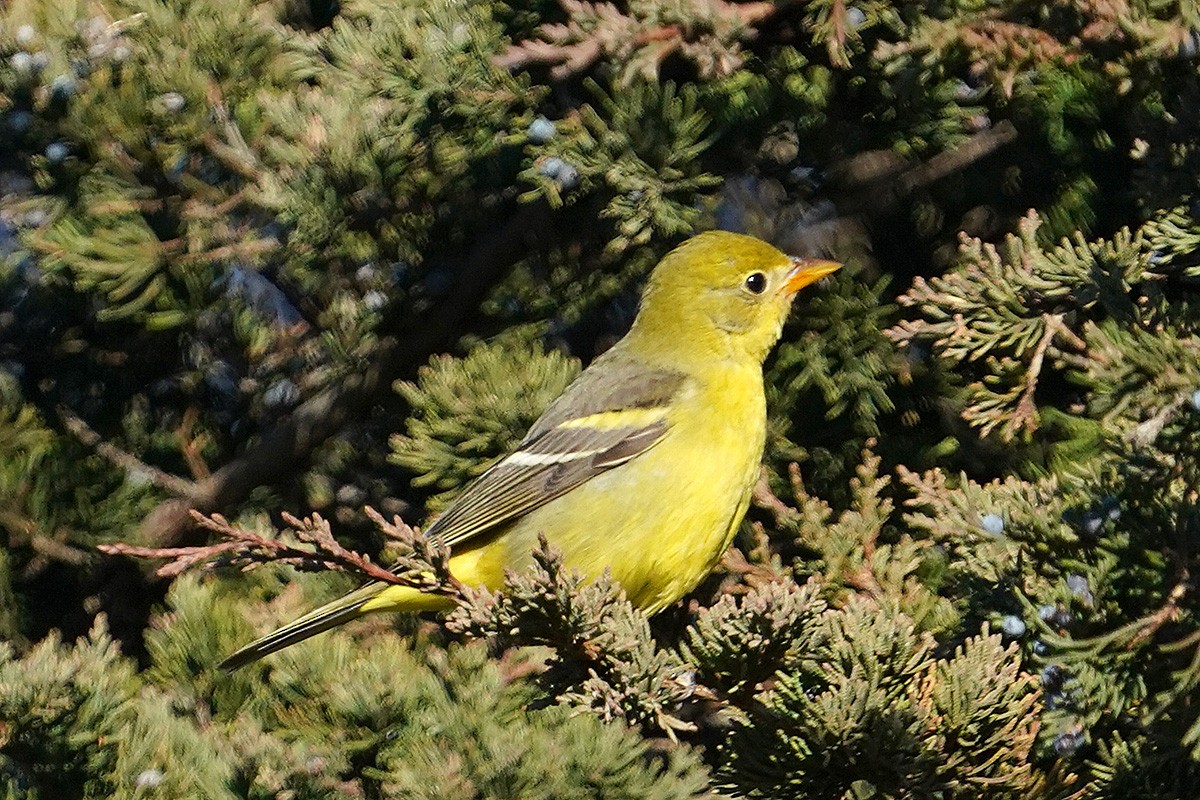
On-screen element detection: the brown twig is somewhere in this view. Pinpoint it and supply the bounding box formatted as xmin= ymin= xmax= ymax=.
xmin=101 ymin=509 xmax=414 ymax=585
xmin=176 ymin=237 xmax=278 ymax=266
xmin=102 ymin=504 xmax=468 ymax=605
xmin=496 ymin=0 xmax=790 ymax=81
xmin=281 ymin=511 xmax=409 ymax=585
xmin=826 ymin=0 xmax=851 ymax=68
xmin=751 ymin=467 xmax=799 ymax=529
xmin=178 ymin=407 xmax=212 ymax=482
xmin=836 ymin=120 xmax=1019 ymax=218
xmin=719 ymin=546 xmax=785 ymax=586
xmin=88 ymin=198 xmax=167 ymax=215
xmin=1127 ymin=573 xmax=1189 ymax=651
xmin=362 ymin=506 xmax=464 ymax=595
xmin=57 ymin=406 xmax=196 ymax=497
xmin=1011 ymin=313 xmax=1061 ymax=438
xmin=26 ymin=532 xmax=94 ymax=567
xmin=102 ymin=510 xmax=395 ymax=582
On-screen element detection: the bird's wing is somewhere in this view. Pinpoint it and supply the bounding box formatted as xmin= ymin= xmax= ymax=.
xmin=423 ymin=353 xmax=687 ymax=549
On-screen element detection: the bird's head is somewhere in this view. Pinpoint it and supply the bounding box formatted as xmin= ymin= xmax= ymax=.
xmin=628 ymin=231 xmax=842 ymax=366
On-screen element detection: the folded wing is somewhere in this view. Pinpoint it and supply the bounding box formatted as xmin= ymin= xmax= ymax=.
xmin=424 ymin=352 xmax=688 ymax=548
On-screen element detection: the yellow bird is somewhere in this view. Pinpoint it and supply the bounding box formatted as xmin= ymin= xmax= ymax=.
xmin=221 ymin=231 xmax=840 ymax=670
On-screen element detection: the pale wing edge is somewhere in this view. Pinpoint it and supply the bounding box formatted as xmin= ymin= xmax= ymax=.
xmin=422 ymin=418 xmax=669 ymax=549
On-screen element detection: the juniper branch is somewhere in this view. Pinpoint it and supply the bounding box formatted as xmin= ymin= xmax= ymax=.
xmin=100 ymin=509 xmax=461 ymax=602
xmin=497 ymin=0 xmax=781 ymax=81
xmin=446 ymin=535 xmax=697 ymax=736
xmin=102 ymin=511 xmax=393 ymax=581
xmin=136 ymin=201 xmax=551 ymax=549
xmin=57 ymin=406 xmax=197 ymax=497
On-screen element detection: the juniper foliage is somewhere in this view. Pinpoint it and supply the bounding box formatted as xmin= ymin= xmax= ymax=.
xmin=390 ymin=334 xmax=580 ymax=512
xmin=2 ymin=0 xmax=1200 ymax=797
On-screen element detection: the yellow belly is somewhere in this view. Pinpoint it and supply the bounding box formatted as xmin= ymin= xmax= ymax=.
xmin=364 ymin=362 xmax=766 ymax=615
xmin=467 ymin=362 xmax=764 ymax=612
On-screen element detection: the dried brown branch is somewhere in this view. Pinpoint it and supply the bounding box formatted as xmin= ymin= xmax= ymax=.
xmin=363 ymin=506 xmax=464 ymax=596
xmin=960 ymin=19 xmax=1076 ymax=97
xmin=825 ymin=0 xmax=851 ymax=68
xmin=176 ymin=237 xmax=277 ymax=266
xmin=57 ymin=406 xmax=197 ymax=497
xmin=1127 ymin=573 xmax=1189 ymax=651
xmin=837 ymin=120 xmax=1019 ymax=218
xmin=497 ymin=0 xmax=787 ymax=82
xmin=26 ymin=531 xmax=94 ymax=567
xmin=751 ymin=467 xmax=800 ymax=529
xmin=720 ymin=545 xmax=786 ymax=587
xmin=496 ymin=36 xmax=604 ymax=81
xmin=1011 ymin=314 xmax=1061 ymax=437
xmin=281 ymin=511 xmax=409 ymax=585
xmin=494 ymin=3 xmax=615 ymax=79
xmin=99 ymin=534 xmax=249 ymax=579
xmin=89 ymin=198 xmax=167 ymax=215
xmin=102 ymin=506 xmax=465 ymax=601
xmin=177 ymin=407 xmax=212 ymax=482
xmin=101 ymin=510 xmax=403 ymax=581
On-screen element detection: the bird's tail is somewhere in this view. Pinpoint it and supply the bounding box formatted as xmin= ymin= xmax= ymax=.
xmin=219 ymin=581 xmax=386 ymax=671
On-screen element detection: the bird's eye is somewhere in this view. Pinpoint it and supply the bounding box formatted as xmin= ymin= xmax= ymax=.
xmin=744 ymin=272 xmax=767 ymax=295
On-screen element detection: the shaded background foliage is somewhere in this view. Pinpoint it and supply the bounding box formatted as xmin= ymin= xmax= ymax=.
xmin=2 ymin=0 xmax=1200 ymax=797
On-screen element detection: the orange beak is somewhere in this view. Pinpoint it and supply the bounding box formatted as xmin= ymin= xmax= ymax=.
xmin=782 ymin=256 xmax=842 ymax=295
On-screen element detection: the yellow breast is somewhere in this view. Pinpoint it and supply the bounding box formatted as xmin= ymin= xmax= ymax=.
xmin=454 ymin=360 xmax=767 ymax=612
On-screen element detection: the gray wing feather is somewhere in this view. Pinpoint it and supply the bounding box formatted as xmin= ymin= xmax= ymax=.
xmin=526 ymin=349 xmax=687 ymax=438
xmin=422 ymin=350 xmax=687 ymax=549
xmin=426 ymin=419 xmax=668 ymax=547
